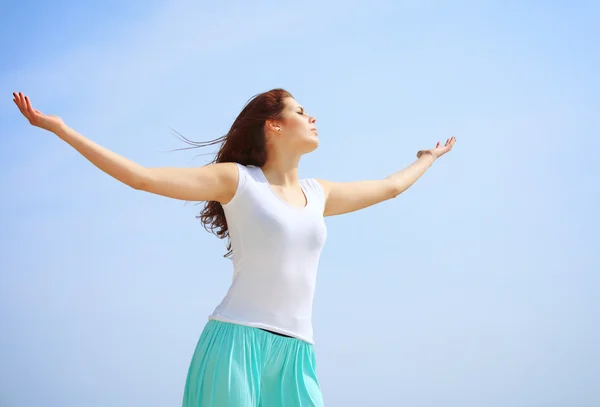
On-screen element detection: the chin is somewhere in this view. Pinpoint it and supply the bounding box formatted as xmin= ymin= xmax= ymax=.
xmin=301 ymin=138 xmax=320 ymax=154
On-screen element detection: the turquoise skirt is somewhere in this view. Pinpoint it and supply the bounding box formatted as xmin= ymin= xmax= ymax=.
xmin=182 ymin=320 xmax=324 ymax=407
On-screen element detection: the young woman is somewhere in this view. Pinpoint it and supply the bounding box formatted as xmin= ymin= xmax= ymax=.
xmin=13 ymin=89 xmax=455 ymax=406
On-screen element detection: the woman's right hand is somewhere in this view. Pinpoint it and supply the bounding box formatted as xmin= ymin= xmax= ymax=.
xmin=13 ymin=92 xmax=65 ymax=133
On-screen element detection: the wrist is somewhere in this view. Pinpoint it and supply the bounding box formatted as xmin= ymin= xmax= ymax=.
xmin=53 ymin=123 xmax=70 ymax=139
xmin=417 ymin=151 xmax=436 ymax=164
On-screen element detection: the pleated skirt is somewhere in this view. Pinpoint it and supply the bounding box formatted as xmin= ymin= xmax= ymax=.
xmin=182 ymin=319 xmax=324 ymax=407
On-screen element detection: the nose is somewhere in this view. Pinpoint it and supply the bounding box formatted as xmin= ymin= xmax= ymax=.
xmin=309 ymin=115 xmax=316 ymax=124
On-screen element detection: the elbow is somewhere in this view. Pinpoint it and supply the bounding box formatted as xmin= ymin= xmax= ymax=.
xmin=386 ymin=179 xmax=403 ymax=199
xmin=129 ymin=170 xmax=148 ymax=191
xmin=392 ymin=185 xmax=408 ymax=198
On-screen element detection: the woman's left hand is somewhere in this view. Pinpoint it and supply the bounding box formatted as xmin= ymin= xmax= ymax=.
xmin=417 ymin=137 xmax=456 ymax=161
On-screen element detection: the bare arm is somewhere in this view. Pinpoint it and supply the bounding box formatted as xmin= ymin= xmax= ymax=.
xmin=137 ymin=163 xmax=238 ymax=202
xmin=317 ymin=155 xmax=434 ymax=216
xmin=12 ymin=92 xmax=237 ymax=203
xmin=317 ymin=137 xmax=456 ymax=217
xmin=54 ymin=124 xmax=146 ymax=189
xmin=54 ymin=125 xmax=237 ymax=202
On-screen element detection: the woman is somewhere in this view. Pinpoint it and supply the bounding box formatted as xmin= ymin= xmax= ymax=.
xmin=13 ymin=89 xmax=455 ymax=406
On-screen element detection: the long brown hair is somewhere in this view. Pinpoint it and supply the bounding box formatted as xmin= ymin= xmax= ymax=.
xmin=175 ymin=88 xmax=293 ymax=257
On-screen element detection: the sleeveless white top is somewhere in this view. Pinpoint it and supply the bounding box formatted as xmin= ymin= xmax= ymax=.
xmin=208 ymin=163 xmax=327 ymax=344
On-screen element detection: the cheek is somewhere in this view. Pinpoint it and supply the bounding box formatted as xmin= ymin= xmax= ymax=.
xmin=287 ymin=116 xmax=308 ymax=134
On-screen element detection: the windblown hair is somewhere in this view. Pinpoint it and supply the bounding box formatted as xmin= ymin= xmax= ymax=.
xmin=177 ymin=88 xmax=293 ymax=257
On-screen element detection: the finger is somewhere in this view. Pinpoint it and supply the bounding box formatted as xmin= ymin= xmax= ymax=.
xmin=436 ymin=141 xmax=441 ymax=148
xmin=20 ymin=93 xmax=30 ymax=114
xmin=25 ymin=96 xmax=39 ymax=123
xmin=18 ymin=92 xmax=27 ymax=111
xmin=20 ymin=93 xmax=29 ymax=110
xmin=13 ymin=98 xmax=23 ymax=113
xmin=13 ymin=92 xmax=22 ymax=108
xmin=19 ymin=93 xmax=34 ymax=121
xmin=13 ymin=93 xmax=26 ymax=115
xmin=25 ymin=96 xmax=35 ymax=114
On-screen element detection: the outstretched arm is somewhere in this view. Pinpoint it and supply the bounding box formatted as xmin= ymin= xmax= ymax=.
xmin=317 ymin=137 xmax=456 ymax=217
xmin=13 ymin=92 xmax=238 ymax=203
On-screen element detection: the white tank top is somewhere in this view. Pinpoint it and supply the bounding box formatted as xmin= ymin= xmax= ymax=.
xmin=208 ymin=163 xmax=327 ymax=344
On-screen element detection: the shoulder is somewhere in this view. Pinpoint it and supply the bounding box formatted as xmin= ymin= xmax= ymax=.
xmin=220 ymin=163 xmax=262 ymax=206
xmin=301 ymin=178 xmax=327 ymax=214
xmin=312 ymin=178 xmax=331 ymax=198
xmin=301 ymin=178 xmax=327 ymax=202
xmin=216 ymin=162 xmax=260 ymax=183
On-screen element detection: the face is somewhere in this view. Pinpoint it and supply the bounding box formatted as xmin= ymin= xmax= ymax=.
xmin=271 ymin=97 xmax=319 ymax=154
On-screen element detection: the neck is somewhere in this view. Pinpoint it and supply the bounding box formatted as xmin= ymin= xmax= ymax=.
xmin=261 ymin=150 xmax=302 ymax=187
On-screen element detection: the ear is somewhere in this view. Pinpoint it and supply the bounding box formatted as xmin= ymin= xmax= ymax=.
xmin=265 ymin=119 xmax=282 ymax=134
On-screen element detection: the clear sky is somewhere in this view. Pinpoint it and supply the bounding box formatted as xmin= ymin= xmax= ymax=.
xmin=1 ymin=0 xmax=598 ymax=406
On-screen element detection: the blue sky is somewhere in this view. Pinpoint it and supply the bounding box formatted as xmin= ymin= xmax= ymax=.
xmin=1 ymin=0 xmax=599 ymax=406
